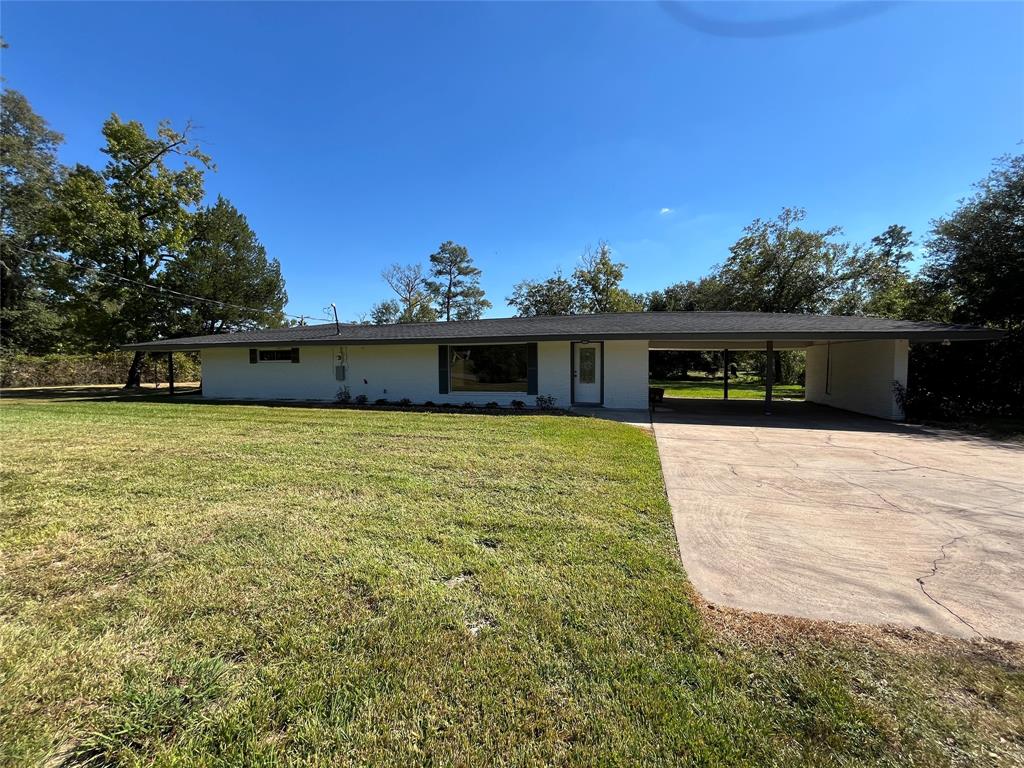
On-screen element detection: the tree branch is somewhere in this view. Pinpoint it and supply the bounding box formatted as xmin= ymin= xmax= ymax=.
xmin=125 ymin=137 xmax=187 ymax=181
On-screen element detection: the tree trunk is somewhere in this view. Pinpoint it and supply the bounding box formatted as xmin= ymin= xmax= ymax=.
xmin=124 ymin=351 xmax=145 ymax=389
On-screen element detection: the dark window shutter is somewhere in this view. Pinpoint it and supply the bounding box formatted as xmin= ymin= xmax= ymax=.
xmin=249 ymin=349 xmax=258 ymax=364
xmin=526 ymin=342 xmax=538 ymax=395
xmin=291 ymin=347 xmax=300 ymax=364
xmin=438 ymin=345 xmax=449 ymax=394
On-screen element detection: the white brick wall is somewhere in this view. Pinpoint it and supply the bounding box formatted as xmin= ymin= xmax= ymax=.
xmin=201 ymin=338 xmax=650 ymax=410
xmin=805 ymin=339 xmax=909 ymax=420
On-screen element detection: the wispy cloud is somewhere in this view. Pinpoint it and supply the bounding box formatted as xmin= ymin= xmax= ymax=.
xmin=659 ymin=207 xmax=674 ymax=215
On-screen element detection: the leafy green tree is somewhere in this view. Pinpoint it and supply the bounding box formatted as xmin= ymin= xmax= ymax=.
xmin=160 ymin=196 xmax=287 ymax=335
xmin=424 ymin=240 xmax=490 ymax=321
xmin=572 ymin=242 xmax=643 ymax=313
xmin=369 ymin=299 xmax=401 ymax=325
xmin=905 ymin=153 xmax=1024 ymax=419
xmin=0 ymin=88 xmax=64 ymax=352
xmin=645 ymin=277 xmax=728 ymax=312
xmin=379 ymin=263 xmax=438 ymax=323
xmin=508 ymin=242 xmax=641 ymax=317
xmin=871 ymin=224 xmax=915 ymax=271
xmin=926 ymin=154 xmax=1023 ymax=331
xmin=507 ymin=270 xmax=577 ymax=317
xmin=646 ymin=281 xmax=698 ymax=312
xmin=827 ymin=243 xmax=872 ymax=316
xmin=715 ymin=208 xmax=855 ymax=314
xmin=51 ymin=115 xmax=211 ymax=387
xmin=858 ymin=225 xmax=916 ymax=317
xmin=828 ymin=224 xmax=928 ymax=318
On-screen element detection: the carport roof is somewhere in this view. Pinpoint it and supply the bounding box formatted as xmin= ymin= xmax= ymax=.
xmin=123 ymin=312 xmax=1003 ymax=351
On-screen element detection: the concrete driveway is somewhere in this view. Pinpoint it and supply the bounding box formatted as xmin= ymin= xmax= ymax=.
xmin=653 ymin=401 xmax=1024 ymax=641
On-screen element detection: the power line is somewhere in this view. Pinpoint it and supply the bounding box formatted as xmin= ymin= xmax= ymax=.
xmin=1 ymin=243 xmax=332 ymax=324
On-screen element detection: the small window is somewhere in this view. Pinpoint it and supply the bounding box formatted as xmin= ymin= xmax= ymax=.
xmin=579 ymin=347 xmax=596 ymax=384
xmin=259 ymin=349 xmax=295 ymax=362
xmin=450 ymin=344 xmax=529 ymax=392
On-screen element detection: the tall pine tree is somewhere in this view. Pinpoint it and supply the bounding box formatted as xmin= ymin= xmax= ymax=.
xmin=425 ymin=241 xmax=490 ymax=321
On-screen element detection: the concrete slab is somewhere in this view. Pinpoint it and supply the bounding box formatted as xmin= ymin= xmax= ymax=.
xmin=654 ymin=400 xmax=1024 ymax=641
xmin=572 ymin=407 xmax=652 ymax=430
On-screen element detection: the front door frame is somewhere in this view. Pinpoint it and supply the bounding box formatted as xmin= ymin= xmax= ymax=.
xmin=570 ymin=340 xmax=604 ymax=406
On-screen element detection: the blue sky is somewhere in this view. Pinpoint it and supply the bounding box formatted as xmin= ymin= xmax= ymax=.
xmin=3 ymin=1 xmax=1022 ymax=322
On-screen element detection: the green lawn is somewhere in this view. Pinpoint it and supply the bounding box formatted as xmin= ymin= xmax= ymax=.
xmin=650 ymin=378 xmax=805 ymax=400
xmin=2 ymin=396 xmax=1021 ymax=766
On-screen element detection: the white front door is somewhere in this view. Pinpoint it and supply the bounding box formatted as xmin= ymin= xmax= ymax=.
xmin=573 ymin=343 xmax=602 ymax=404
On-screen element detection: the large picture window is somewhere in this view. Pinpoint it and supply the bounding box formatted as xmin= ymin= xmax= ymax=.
xmin=450 ymin=344 xmax=529 ymax=392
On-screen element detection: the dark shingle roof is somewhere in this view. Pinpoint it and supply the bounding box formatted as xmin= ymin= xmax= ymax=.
xmin=123 ymin=312 xmax=1003 ymax=351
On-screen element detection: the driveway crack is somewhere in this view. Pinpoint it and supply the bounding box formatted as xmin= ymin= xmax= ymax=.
xmin=916 ymin=536 xmax=983 ymax=638
xmin=868 ymin=449 xmax=1023 ymax=493
xmin=837 ymin=472 xmax=912 ymax=514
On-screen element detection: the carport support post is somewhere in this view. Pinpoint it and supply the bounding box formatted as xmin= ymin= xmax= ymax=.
xmin=722 ymin=349 xmax=729 ymax=400
xmin=167 ymin=352 xmax=175 ymax=396
xmin=764 ymin=340 xmax=773 ymax=415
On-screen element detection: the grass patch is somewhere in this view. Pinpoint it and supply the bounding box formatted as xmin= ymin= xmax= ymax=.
xmin=1 ymin=397 xmax=1020 ymax=766
xmin=650 ymin=378 xmax=805 ymax=400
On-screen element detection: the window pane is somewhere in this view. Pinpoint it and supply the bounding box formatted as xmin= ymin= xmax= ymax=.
xmin=450 ymin=344 xmax=529 ymax=392
xmin=579 ymin=347 xmax=596 ymax=383
xmin=259 ymin=349 xmax=294 ymax=362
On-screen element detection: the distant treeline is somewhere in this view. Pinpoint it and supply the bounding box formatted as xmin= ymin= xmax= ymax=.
xmin=0 ymin=351 xmax=200 ymax=389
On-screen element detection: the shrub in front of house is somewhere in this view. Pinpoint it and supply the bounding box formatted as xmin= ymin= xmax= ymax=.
xmin=374 ymin=398 xmax=389 ymax=405
xmin=354 ymin=394 xmax=368 ymax=405
xmin=535 ymin=394 xmax=557 ymax=409
xmin=336 ymin=386 xmax=352 ymax=404
xmin=399 ymin=398 xmax=412 ymax=406
xmin=485 ymin=401 xmax=500 ymax=409
xmin=510 ymin=400 xmax=526 ymax=409
xmin=423 ymin=400 xmax=435 ymax=407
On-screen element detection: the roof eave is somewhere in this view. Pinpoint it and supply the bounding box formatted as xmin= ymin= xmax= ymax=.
xmin=121 ymin=327 xmax=1006 ymax=352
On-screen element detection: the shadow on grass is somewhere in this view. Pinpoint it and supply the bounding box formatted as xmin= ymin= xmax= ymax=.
xmin=1 ymin=385 xmax=203 ymax=402
xmin=0 ymin=385 xmax=575 ymax=419
xmin=7 ymin=386 xmax=1018 ymax=443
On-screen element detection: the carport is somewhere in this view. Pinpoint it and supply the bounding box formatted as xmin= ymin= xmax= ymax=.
xmin=650 ymin=338 xmax=903 ymax=418
xmin=643 ymin=314 xmax=1002 ymax=420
